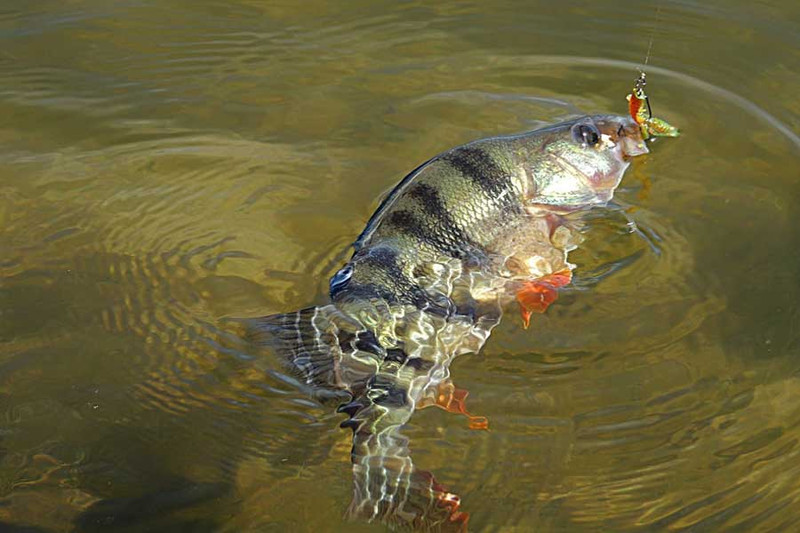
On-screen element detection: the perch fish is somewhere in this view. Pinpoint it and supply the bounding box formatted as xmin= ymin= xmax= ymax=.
xmin=248 ymin=100 xmax=675 ymax=529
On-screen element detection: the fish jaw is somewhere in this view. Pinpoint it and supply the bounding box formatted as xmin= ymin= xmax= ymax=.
xmin=618 ymin=129 xmax=650 ymax=158
xmin=588 ymin=114 xmax=649 ymax=196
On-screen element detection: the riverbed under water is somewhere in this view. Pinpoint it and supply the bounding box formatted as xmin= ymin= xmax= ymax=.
xmin=2 ymin=1 xmax=799 ymax=531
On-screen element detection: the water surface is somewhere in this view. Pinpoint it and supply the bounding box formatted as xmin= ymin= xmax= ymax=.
xmin=2 ymin=0 xmax=799 ymax=531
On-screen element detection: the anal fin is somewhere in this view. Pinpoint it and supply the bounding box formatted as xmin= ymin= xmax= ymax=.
xmin=419 ymin=380 xmax=488 ymax=430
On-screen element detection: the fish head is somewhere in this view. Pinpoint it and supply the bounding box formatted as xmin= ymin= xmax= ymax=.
xmin=530 ymin=114 xmax=648 ymax=210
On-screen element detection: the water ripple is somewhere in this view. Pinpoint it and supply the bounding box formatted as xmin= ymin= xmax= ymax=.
xmin=2 ymin=2 xmax=798 ymax=530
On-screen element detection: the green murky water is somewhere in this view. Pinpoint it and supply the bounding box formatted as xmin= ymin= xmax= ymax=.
xmin=2 ymin=1 xmax=799 ymax=531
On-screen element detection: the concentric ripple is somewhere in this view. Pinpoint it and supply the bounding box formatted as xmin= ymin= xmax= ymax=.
xmin=2 ymin=0 xmax=799 ymax=531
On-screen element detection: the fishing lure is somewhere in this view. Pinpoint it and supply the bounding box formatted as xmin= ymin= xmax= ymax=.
xmin=627 ymin=72 xmax=680 ymax=139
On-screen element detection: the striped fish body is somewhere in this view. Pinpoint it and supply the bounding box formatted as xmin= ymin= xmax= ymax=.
xmin=249 ymin=113 xmax=649 ymax=529
xmin=328 ymin=114 xmax=648 ymax=363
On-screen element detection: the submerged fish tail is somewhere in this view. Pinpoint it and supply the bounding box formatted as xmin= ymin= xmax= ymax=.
xmin=246 ymin=305 xmax=381 ymax=400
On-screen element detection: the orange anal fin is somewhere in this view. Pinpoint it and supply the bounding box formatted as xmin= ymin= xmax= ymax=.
xmin=516 ymin=270 xmax=572 ymax=328
xmin=420 ymin=382 xmax=489 ymax=431
xmin=437 ymin=493 xmax=469 ymax=531
xmin=426 ymin=474 xmax=470 ymax=530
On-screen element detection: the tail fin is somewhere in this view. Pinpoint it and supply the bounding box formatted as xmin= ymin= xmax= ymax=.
xmin=246 ymin=305 xmax=379 ymax=400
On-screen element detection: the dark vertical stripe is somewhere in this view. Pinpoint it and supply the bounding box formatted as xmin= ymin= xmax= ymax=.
xmin=384 ymin=348 xmax=432 ymax=371
xmin=383 ymin=210 xmax=466 ymax=258
xmin=346 ymin=246 xmax=453 ymax=316
xmin=338 ymin=329 xmax=385 ymax=357
xmin=332 ymin=281 xmax=399 ymax=304
xmin=406 ymin=183 xmax=483 ymax=250
xmin=354 ymin=156 xmax=437 ymax=251
xmin=443 ymin=146 xmax=513 ymax=196
xmin=367 ymin=374 xmax=408 ymax=408
xmin=360 ymin=246 xmax=406 ymax=280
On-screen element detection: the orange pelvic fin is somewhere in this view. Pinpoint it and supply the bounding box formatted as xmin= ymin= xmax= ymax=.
xmin=516 ymin=270 xmax=572 ymax=328
xmin=420 ymin=381 xmax=488 ymax=430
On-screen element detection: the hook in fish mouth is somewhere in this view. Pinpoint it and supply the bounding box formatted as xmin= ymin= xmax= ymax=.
xmin=597 ymin=115 xmax=651 ymax=160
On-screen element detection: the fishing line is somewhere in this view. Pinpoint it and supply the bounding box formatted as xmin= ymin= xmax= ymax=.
xmin=642 ymin=1 xmax=664 ymax=68
xmin=635 ymin=1 xmax=665 ymax=121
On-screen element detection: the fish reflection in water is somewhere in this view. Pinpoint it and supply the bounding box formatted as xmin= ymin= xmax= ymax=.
xmin=243 ymin=113 xmax=657 ymax=530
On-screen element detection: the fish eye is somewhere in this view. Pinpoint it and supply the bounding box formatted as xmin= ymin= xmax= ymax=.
xmin=571 ymin=122 xmax=600 ymax=147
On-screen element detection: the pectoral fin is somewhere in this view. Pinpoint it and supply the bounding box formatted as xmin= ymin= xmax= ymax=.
xmin=516 ymin=270 xmax=572 ymax=328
